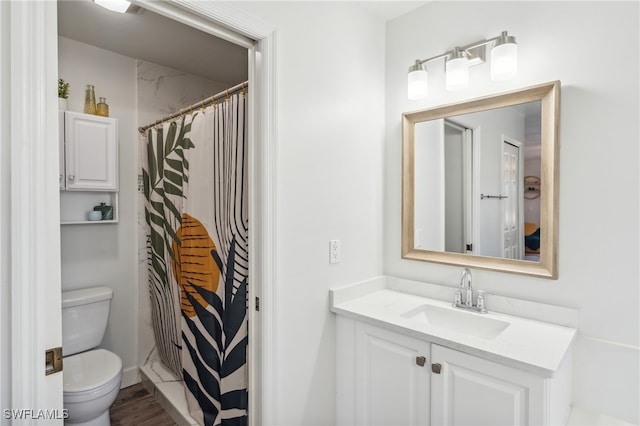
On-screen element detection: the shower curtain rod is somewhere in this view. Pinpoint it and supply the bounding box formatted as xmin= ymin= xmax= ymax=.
xmin=138 ymin=80 xmax=248 ymax=133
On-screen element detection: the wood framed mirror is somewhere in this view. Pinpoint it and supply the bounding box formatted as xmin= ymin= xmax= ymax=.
xmin=402 ymin=81 xmax=560 ymax=278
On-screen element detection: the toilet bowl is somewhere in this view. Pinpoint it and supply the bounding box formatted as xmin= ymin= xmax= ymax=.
xmin=63 ymin=349 xmax=122 ymax=426
xmin=62 ymin=287 xmax=123 ymax=426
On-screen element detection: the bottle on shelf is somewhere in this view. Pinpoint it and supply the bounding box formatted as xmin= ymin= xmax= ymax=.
xmin=96 ymin=97 xmax=109 ymax=117
xmin=84 ymin=84 xmax=97 ymax=115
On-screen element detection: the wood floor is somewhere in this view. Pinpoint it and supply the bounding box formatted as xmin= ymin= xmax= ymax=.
xmin=110 ymin=383 xmax=177 ymax=426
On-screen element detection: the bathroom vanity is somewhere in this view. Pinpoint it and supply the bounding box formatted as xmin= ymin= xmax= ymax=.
xmin=331 ymin=276 xmax=576 ymax=426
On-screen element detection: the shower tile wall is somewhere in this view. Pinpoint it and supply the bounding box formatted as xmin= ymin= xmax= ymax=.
xmin=137 ymin=60 xmax=228 ymax=368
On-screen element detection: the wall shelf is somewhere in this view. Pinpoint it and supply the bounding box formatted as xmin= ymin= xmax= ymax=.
xmin=60 ymin=191 xmax=118 ymax=225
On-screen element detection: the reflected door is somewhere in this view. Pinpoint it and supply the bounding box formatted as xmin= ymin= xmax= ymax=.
xmin=502 ymin=140 xmax=522 ymax=258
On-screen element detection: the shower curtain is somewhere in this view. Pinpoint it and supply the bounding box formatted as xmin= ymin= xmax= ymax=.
xmin=142 ymin=92 xmax=248 ymax=426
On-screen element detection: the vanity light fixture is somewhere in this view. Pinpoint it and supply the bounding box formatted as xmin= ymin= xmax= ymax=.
xmin=94 ymin=0 xmax=132 ymax=13
xmin=407 ymin=31 xmax=518 ymax=100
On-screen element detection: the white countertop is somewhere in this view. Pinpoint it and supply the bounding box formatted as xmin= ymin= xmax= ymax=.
xmin=330 ymin=277 xmax=577 ymax=377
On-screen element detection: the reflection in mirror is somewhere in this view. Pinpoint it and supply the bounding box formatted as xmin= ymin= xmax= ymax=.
xmin=402 ymin=82 xmax=559 ymax=279
xmin=414 ymin=102 xmax=541 ymax=260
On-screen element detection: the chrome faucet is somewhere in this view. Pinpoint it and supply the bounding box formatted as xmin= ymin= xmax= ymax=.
xmin=453 ymin=268 xmax=487 ymax=313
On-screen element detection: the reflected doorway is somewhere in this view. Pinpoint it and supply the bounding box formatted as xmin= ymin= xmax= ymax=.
xmin=444 ymin=120 xmax=473 ymax=254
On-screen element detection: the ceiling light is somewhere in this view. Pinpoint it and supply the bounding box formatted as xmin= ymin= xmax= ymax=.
xmin=94 ymin=0 xmax=132 ymax=14
xmin=407 ymin=31 xmax=518 ymax=100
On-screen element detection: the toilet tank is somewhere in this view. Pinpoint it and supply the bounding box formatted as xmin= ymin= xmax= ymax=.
xmin=62 ymin=287 xmax=113 ymax=356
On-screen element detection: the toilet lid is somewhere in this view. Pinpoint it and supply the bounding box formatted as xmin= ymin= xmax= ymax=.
xmin=64 ymin=349 xmax=122 ymax=393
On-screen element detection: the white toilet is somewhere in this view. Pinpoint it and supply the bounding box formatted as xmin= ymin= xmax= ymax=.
xmin=62 ymin=287 xmax=123 ymax=426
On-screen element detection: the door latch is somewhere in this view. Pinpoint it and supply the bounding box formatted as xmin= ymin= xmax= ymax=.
xmin=45 ymin=347 xmax=63 ymax=375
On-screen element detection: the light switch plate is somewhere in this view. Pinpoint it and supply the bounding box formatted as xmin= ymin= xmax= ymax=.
xmin=330 ymin=239 xmax=340 ymax=264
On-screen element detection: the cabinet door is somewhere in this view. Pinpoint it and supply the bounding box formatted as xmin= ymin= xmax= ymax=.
xmin=356 ymin=322 xmax=431 ymax=426
xmin=64 ymin=111 xmax=118 ymax=191
xmin=431 ymin=344 xmax=545 ymax=426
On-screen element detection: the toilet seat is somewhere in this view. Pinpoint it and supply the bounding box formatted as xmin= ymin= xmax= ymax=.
xmin=64 ymin=349 xmax=122 ymax=395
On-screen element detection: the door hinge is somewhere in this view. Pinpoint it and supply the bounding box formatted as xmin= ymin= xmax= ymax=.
xmin=466 ymin=243 xmax=473 ymax=251
xmin=255 ymin=296 xmax=260 ymax=311
xmin=45 ymin=347 xmax=63 ymax=375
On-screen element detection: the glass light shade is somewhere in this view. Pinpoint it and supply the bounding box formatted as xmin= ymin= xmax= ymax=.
xmin=491 ymin=42 xmax=518 ymax=80
xmin=408 ymin=69 xmax=428 ymax=100
xmin=445 ymin=56 xmax=469 ymax=91
xmin=94 ymin=0 xmax=131 ymax=13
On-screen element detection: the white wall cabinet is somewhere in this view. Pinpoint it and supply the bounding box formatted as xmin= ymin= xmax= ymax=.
xmin=59 ymin=111 xmax=118 ymax=224
xmin=60 ymin=111 xmax=118 ymax=191
xmin=337 ymin=318 xmax=571 ymax=426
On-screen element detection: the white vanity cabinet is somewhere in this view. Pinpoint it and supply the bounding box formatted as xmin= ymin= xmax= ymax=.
xmin=59 ymin=111 xmax=119 ymax=224
xmin=60 ymin=111 xmax=118 ymax=191
xmin=431 ymin=344 xmax=551 ymax=425
xmin=336 ymin=316 xmax=572 ymax=426
xmin=350 ymin=321 xmax=431 ymax=425
xmin=332 ymin=280 xmax=576 ymax=426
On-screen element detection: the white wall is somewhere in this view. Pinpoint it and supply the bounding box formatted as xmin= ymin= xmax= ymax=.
xmin=225 ymin=2 xmax=387 ymax=424
xmin=414 ymin=119 xmax=445 ymax=251
xmin=385 ymin=2 xmax=639 ymax=423
xmin=58 ymin=36 xmax=139 ymax=387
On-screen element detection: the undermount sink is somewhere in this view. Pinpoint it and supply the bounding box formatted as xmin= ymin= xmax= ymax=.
xmin=401 ymin=304 xmax=510 ymax=339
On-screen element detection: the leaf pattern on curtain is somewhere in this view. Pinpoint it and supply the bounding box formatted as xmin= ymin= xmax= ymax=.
xmin=142 ymin=117 xmax=195 ymax=378
xmin=180 ymin=234 xmax=248 ymax=426
xmin=179 ymin=93 xmax=248 ymax=426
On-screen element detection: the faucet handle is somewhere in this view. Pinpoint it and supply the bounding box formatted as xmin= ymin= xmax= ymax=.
xmin=476 ymin=290 xmax=488 ymax=313
xmin=453 ymin=290 xmax=462 ymax=306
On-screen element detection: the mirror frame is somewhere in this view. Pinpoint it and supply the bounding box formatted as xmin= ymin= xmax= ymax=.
xmin=402 ymin=81 xmax=560 ymax=279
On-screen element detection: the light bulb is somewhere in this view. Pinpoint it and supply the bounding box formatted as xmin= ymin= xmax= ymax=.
xmin=491 ymin=33 xmax=518 ymax=81
xmin=445 ymin=54 xmax=469 ymax=91
xmin=408 ymin=62 xmax=428 ymax=100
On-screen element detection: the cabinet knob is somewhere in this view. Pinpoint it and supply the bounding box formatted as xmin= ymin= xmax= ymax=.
xmin=431 ymin=363 xmax=442 ymax=374
xmin=68 ymin=174 xmax=75 ymax=181
xmin=416 ymin=356 xmax=426 ymax=367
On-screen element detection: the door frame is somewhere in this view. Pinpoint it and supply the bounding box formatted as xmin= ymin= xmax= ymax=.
xmin=5 ymin=1 xmax=278 ymax=425
xmin=443 ymin=120 xmax=474 ymax=254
